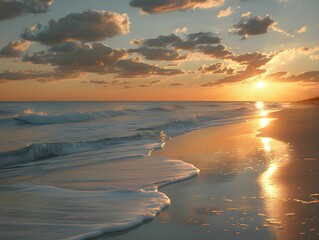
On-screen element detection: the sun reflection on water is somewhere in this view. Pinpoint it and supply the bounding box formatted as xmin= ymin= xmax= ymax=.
xmin=260 ymin=110 xmax=268 ymax=117
xmin=261 ymin=137 xmax=271 ymax=152
xmin=257 ymin=114 xmax=291 ymax=237
xmin=260 ymin=118 xmax=270 ymax=128
xmin=256 ymin=101 xmax=264 ymax=110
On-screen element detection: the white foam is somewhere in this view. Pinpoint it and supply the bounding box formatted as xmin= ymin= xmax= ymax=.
xmin=0 ymin=156 xmax=199 ymax=240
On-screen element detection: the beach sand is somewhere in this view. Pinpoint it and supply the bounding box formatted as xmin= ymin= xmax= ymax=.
xmin=95 ymin=104 xmax=319 ymax=240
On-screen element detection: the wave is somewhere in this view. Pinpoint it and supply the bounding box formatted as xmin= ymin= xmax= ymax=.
xmin=138 ymin=110 xmax=248 ymax=134
xmin=138 ymin=118 xmax=199 ymax=132
xmin=13 ymin=105 xmax=182 ymax=125
xmin=14 ymin=108 xmax=126 ymax=125
xmin=266 ymin=103 xmax=281 ymax=109
xmin=0 ymin=132 xmax=158 ymax=168
xmin=147 ymin=105 xmax=183 ymax=112
xmin=235 ymin=107 xmax=251 ymax=111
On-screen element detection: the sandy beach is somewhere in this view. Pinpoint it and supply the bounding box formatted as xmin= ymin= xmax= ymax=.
xmin=95 ymin=103 xmax=319 ymax=240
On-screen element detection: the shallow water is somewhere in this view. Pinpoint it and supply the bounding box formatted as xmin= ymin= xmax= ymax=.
xmin=0 ymin=101 xmax=283 ymax=239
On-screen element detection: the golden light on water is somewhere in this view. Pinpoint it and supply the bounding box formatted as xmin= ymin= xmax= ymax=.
xmin=261 ymin=163 xmax=279 ymax=198
xmin=258 ymin=130 xmax=292 ymax=239
xmin=259 ymin=110 xmax=268 ymax=117
xmin=256 ymin=101 xmax=264 ymax=110
xmin=261 ymin=137 xmax=271 ymax=152
xmin=255 ymin=102 xmax=271 ymax=128
xmin=260 ymin=118 xmax=270 ymax=128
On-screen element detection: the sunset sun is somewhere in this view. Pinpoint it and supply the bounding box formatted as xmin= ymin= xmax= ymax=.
xmin=256 ymin=81 xmax=265 ymax=89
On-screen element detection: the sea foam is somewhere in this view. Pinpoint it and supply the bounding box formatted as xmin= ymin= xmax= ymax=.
xmin=0 ymin=156 xmax=199 ymax=240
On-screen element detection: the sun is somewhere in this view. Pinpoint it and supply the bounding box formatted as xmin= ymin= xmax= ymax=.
xmin=256 ymin=81 xmax=265 ymax=89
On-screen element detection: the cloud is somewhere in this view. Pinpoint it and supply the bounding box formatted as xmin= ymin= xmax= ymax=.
xmin=217 ymin=6 xmax=233 ymax=18
xmin=0 ymin=0 xmax=53 ymax=20
xmin=170 ymin=82 xmax=184 ymax=86
xmin=129 ymin=47 xmax=188 ymax=61
xmin=130 ymin=32 xmax=227 ymax=62
xmin=202 ymin=52 xmax=274 ymax=86
xmin=89 ymin=79 xmax=108 ymax=84
xmin=175 ymin=32 xmax=221 ymax=50
xmin=271 ymin=24 xmax=293 ymax=37
xmin=116 ymin=58 xmax=185 ymax=78
xmin=174 ymin=27 xmax=188 ymax=34
xmin=196 ymin=44 xmax=233 ymax=58
xmin=241 ymin=11 xmax=251 ymax=17
xmin=231 ymin=15 xmax=275 ymax=39
xmin=266 ymin=71 xmax=319 ymax=83
xmin=132 ymin=32 xmax=221 ymax=51
xmin=129 ymin=0 xmax=225 ymax=14
xmin=23 ymin=42 xmax=127 ymax=73
xmin=21 ymin=10 xmax=130 ymax=44
xmin=0 ymin=69 xmax=82 ymax=82
xmin=264 ymin=71 xmax=288 ymax=81
xmin=198 ymin=62 xmax=234 ymax=74
xmin=202 ymin=67 xmax=265 ymax=86
xmin=150 ymin=80 xmax=161 ymax=84
xmin=131 ymin=33 xmax=183 ymax=48
xmin=13 ymin=41 xmax=185 ymax=81
xmin=230 ymin=52 xmax=273 ymax=68
xmin=297 ymin=25 xmax=307 ymax=33
xmin=0 ymin=40 xmax=30 ymax=57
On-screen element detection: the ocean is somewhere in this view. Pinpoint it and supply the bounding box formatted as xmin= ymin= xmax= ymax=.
xmin=0 ymin=101 xmax=283 ymax=239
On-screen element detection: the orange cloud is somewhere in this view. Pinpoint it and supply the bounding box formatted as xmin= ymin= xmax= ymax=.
xmin=217 ymin=6 xmax=233 ymax=18
xmin=129 ymin=0 xmax=225 ymax=14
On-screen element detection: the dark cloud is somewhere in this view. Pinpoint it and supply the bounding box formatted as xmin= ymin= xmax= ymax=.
xmin=0 ymin=0 xmax=52 ymax=20
xmin=150 ymin=80 xmax=161 ymax=84
xmin=132 ymin=32 xmax=221 ymax=50
xmin=202 ymin=52 xmax=274 ymax=86
xmin=138 ymin=84 xmax=151 ymax=87
xmin=0 ymin=40 xmax=30 ymax=57
xmin=129 ymin=0 xmax=225 ymax=14
xmin=21 ymin=10 xmax=130 ymax=44
xmin=23 ymin=42 xmax=127 ymax=73
xmin=174 ymin=32 xmax=221 ymax=50
xmin=230 ymin=52 xmax=273 ymax=69
xmin=196 ymin=44 xmax=233 ymax=58
xmin=116 ymin=58 xmax=185 ymax=78
xmin=205 ymin=67 xmax=266 ymax=86
xmin=198 ymin=62 xmax=234 ymax=74
xmin=231 ymin=15 xmax=275 ymax=39
xmin=0 ymin=69 xmax=82 ymax=82
xmin=13 ymin=41 xmax=185 ymax=81
xmin=129 ymin=47 xmax=187 ymax=61
xmin=170 ymin=82 xmax=184 ymax=86
xmin=89 ymin=79 xmax=108 ymax=84
xmin=19 ymin=41 xmax=185 ymax=80
xmin=131 ymin=32 xmax=226 ymax=61
xmin=132 ymin=33 xmax=183 ymax=48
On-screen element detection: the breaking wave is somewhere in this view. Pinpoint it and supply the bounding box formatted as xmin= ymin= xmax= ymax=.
xmin=0 ymin=132 xmax=158 ymax=168
xmin=14 ymin=108 xmax=126 ymax=125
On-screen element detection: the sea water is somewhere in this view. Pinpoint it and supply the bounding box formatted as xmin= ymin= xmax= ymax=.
xmin=0 ymin=101 xmax=282 ymax=239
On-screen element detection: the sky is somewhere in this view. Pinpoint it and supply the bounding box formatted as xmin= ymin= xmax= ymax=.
xmin=0 ymin=0 xmax=318 ymax=101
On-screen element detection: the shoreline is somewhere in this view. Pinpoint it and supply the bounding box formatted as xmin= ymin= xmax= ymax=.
xmin=94 ymin=103 xmax=319 ymax=240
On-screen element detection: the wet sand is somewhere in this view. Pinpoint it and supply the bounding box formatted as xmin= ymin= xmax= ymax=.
xmin=95 ymin=104 xmax=319 ymax=240
xmin=257 ymin=104 xmax=319 ymax=240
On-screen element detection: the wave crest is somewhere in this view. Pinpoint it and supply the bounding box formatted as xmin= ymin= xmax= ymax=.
xmin=0 ymin=132 xmax=158 ymax=168
xmin=15 ymin=108 xmax=126 ymax=124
